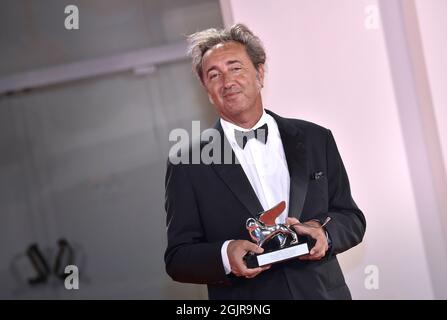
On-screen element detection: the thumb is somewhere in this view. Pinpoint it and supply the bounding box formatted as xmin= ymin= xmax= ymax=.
xmin=286 ymin=217 xmax=299 ymax=225
xmin=291 ymin=223 xmax=312 ymax=236
xmin=246 ymin=241 xmax=264 ymax=254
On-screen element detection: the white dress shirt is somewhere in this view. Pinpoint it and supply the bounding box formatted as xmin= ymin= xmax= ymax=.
xmin=220 ymin=109 xmax=291 ymax=274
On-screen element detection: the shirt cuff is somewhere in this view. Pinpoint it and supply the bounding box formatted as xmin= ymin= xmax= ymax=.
xmin=221 ymin=240 xmax=233 ymax=275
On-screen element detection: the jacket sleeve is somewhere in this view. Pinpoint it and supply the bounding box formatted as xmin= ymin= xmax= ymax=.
xmin=164 ymin=160 xmax=228 ymax=284
xmin=314 ymin=130 xmax=366 ymax=257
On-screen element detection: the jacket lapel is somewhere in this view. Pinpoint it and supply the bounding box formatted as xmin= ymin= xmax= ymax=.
xmin=266 ymin=110 xmax=309 ymax=220
xmin=208 ymin=121 xmax=264 ymax=218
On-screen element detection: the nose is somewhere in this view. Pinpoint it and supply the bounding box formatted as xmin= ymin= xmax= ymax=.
xmin=222 ymin=72 xmax=236 ymax=89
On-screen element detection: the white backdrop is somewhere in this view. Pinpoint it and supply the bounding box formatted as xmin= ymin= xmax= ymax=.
xmin=221 ymin=0 xmax=447 ymax=299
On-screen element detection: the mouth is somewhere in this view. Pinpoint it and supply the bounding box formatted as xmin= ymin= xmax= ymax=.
xmin=223 ymin=91 xmax=241 ymax=98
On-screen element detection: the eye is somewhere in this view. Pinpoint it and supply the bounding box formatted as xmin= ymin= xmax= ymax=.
xmin=209 ymin=72 xmax=220 ymax=80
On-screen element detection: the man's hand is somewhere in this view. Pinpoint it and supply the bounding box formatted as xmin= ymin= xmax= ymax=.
xmin=227 ymin=240 xmax=271 ymax=278
xmin=286 ymin=217 xmax=328 ymax=261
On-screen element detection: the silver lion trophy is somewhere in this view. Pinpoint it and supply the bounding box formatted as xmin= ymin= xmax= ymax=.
xmin=244 ymin=201 xmax=312 ymax=268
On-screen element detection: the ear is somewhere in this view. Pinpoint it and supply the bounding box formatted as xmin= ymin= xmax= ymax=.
xmin=256 ymin=64 xmax=265 ymax=89
xmin=208 ymin=93 xmax=215 ymax=105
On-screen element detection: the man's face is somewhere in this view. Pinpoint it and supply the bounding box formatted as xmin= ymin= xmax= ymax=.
xmin=201 ymin=41 xmax=264 ymax=121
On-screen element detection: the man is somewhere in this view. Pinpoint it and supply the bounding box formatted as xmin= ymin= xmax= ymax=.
xmin=164 ymin=24 xmax=366 ymax=299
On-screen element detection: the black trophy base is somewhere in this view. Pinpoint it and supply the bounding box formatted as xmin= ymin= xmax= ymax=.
xmin=244 ymin=235 xmax=314 ymax=268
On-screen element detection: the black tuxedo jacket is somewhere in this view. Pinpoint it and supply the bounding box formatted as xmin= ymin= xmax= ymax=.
xmin=164 ymin=110 xmax=366 ymax=299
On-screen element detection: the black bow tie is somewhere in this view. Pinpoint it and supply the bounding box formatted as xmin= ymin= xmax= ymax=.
xmin=234 ymin=123 xmax=269 ymax=149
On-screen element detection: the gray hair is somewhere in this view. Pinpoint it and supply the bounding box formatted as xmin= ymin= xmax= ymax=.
xmin=187 ymin=23 xmax=266 ymax=82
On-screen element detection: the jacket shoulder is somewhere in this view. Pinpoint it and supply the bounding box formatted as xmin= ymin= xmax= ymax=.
xmin=280 ymin=116 xmax=330 ymax=139
xmin=295 ymin=118 xmax=329 ymax=133
xmin=267 ymin=109 xmax=330 ymax=137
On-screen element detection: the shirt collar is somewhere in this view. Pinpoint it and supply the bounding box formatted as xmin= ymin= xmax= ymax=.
xmin=220 ymin=109 xmax=268 ymax=145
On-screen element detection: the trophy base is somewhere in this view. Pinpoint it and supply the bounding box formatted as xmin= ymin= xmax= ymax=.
xmin=244 ymin=240 xmax=311 ymax=268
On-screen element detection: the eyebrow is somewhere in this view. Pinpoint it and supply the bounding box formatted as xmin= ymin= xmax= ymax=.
xmin=205 ymin=60 xmax=243 ymax=76
xmin=226 ymin=60 xmax=242 ymax=66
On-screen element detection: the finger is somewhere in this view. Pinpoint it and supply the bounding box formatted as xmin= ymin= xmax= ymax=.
xmin=246 ymin=273 xmax=260 ymax=279
xmin=261 ymin=264 xmax=271 ymax=271
xmin=229 ymin=241 xmax=264 ymax=277
xmin=299 ymin=237 xmax=327 ymax=261
xmin=255 ymin=264 xmax=271 ymax=273
xmin=309 ymin=248 xmax=326 ymax=258
xmin=242 ymin=266 xmax=265 ymax=277
xmin=286 ymin=217 xmax=299 ymax=225
xmin=310 ymin=241 xmax=324 ymax=255
xmin=299 ymin=253 xmax=323 ymax=261
xmin=291 ymin=223 xmax=315 ymax=236
xmin=245 ymin=269 xmax=263 ymax=278
xmin=244 ymin=265 xmax=271 ymax=278
xmin=309 ymin=237 xmax=327 ymax=256
xmin=308 ymin=248 xmax=326 ymax=260
xmin=244 ymin=241 xmax=264 ymax=254
xmin=241 ymin=263 xmax=271 ymax=277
